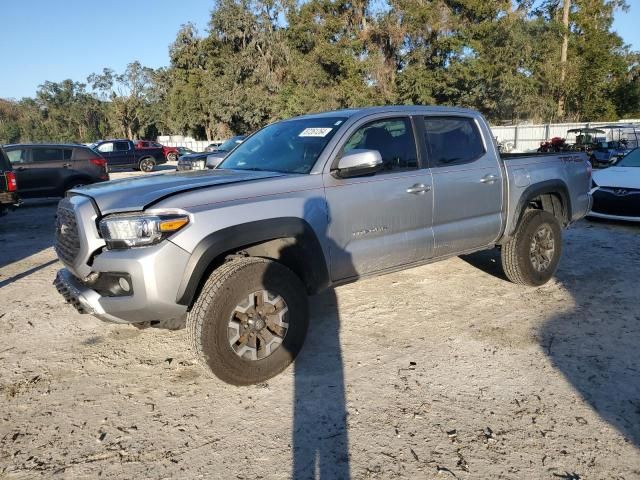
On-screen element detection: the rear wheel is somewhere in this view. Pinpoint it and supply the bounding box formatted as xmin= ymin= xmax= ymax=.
xmin=139 ymin=157 xmax=155 ymax=173
xmin=187 ymin=257 xmax=309 ymax=385
xmin=167 ymin=152 xmax=178 ymax=162
xmin=501 ymin=210 xmax=562 ymax=286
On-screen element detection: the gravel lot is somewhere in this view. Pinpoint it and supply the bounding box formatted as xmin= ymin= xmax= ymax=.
xmin=1 ymin=166 xmax=639 ymax=479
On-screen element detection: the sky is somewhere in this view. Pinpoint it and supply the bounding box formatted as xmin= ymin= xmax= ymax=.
xmin=0 ymin=0 xmax=639 ymax=100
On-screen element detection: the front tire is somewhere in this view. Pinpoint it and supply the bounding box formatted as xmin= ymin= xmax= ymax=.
xmin=139 ymin=157 xmax=155 ymax=173
xmin=501 ymin=210 xmax=562 ymax=286
xmin=187 ymin=257 xmax=309 ymax=385
xmin=167 ymin=152 xmax=178 ymax=162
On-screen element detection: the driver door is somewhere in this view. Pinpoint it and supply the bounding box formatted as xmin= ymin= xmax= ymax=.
xmin=323 ymin=116 xmax=434 ymax=281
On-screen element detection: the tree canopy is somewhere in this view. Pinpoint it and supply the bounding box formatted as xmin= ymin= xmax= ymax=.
xmin=1 ymin=0 xmax=638 ymax=144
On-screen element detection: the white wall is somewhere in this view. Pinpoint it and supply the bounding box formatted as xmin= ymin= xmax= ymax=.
xmin=157 ymin=135 xmax=222 ymax=152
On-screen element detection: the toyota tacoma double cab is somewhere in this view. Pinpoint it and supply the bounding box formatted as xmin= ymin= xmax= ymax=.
xmin=53 ymin=106 xmax=592 ymax=385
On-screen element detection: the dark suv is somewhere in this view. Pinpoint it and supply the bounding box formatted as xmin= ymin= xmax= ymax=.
xmin=3 ymin=144 xmax=109 ymax=198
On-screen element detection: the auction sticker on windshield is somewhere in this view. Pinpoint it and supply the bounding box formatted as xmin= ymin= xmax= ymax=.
xmin=299 ymin=127 xmax=333 ymax=137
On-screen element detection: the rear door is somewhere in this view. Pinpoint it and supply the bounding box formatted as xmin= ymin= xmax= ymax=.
xmin=96 ymin=141 xmax=133 ymax=167
xmin=423 ymin=115 xmax=504 ymax=257
xmin=324 ymin=116 xmax=435 ymax=280
xmin=7 ymin=147 xmax=67 ymax=197
xmin=114 ymin=141 xmax=135 ymax=166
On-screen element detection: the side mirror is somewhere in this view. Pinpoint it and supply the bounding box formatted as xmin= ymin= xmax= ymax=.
xmin=333 ymin=149 xmax=383 ymax=178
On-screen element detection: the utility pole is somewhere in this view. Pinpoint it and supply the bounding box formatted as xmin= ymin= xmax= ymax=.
xmin=557 ymin=0 xmax=571 ymax=119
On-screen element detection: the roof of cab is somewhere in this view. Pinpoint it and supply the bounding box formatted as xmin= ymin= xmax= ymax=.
xmin=289 ymin=105 xmax=481 ymax=122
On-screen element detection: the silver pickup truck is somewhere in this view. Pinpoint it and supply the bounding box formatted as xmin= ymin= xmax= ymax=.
xmin=53 ymin=106 xmax=592 ymax=385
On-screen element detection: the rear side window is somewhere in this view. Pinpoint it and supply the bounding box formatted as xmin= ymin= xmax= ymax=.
xmin=97 ymin=142 xmax=113 ymax=153
xmin=7 ymin=149 xmax=27 ymax=164
xmin=32 ymin=148 xmax=62 ymax=163
xmin=423 ymin=116 xmax=485 ymax=166
xmin=115 ymin=141 xmax=130 ymax=151
xmin=72 ymin=147 xmax=97 ymax=160
xmin=63 ymin=149 xmax=72 ymax=160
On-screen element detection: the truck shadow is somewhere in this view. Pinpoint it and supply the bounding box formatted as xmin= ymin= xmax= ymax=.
xmin=459 ymin=248 xmax=508 ymax=282
xmin=461 ymin=227 xmax=640 ymax=447
xmin=539 ymin=226 xmax=640 ymax=447
xmin=0 ymin=201 xmax=57 ymax=272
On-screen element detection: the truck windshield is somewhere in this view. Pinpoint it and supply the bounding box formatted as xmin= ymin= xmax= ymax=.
xmin=616 ymin=148 xmax=640 ymax=167
xmin=219 ymin=117 xmax=347 ymax=174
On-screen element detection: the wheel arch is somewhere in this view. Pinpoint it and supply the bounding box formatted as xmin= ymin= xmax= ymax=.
xmin=508 ymin=180 xmax=571 ymax=238
xmin=175 ymin=217 xmax=330 ymax=307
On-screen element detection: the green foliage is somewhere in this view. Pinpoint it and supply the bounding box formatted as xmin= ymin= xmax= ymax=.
xmin=1 ymin=0 xmax=638 ymax=144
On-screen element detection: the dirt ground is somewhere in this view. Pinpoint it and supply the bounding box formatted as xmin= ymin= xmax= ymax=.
xmin=0 ymin=166 xmax=639 ymax=479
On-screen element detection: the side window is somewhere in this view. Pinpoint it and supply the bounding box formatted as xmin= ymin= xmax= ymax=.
xmin=115 ymin=141 xmax=130 ymax=151
xmin=342 ymin=117 xmax=418 ymax=172
xmin=32 ymin=148 xmax=62 ymax=163
xmin=423 ymin=116 xmax=485 ymax=166
xmin=7 ymin=149 xmax=27 ymax=164
xmin=62 ymin=149 xmax=73 ymax=160
xmin=97 ymin=142 xmax=113 ymax=153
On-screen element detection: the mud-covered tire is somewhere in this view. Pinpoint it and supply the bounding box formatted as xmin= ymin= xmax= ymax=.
xmin=501 ymin=210 xmax=562 ymax=286
xmin=187 ymin=257 xmax=309 ymax=385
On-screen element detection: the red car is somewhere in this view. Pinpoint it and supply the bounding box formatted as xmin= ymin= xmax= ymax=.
xmin=134 ymin=140 xmax=179 ymax=162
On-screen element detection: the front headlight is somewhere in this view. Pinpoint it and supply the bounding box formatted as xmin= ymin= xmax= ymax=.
xmin=99 ymin=213 xmax=189 ymax=249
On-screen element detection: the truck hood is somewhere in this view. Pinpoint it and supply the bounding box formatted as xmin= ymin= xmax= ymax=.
xmin=593 ymin=167 xmax=640 ymax=189
xmin=72 ymin=169 xmax=285 ymax=214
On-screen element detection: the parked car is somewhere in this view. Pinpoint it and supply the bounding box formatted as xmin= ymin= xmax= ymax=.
xmin=176 ymin=146 xmax=196 ymax=156
xmin=3 ymin=143 xmax=108 ymax=198
xmin=92 ymin=139 xmax=165 ymax=172
xmin=0 ymin=146 xmax=19 ymax=215
xmin=176 ymin=152 xmax=209 ymax=171
xmin=204 ymin=135 xmax=246 ymax=168
xmin=53 ymin=106 xmax=591 ymax=385
xmin=588 ymin=148 xmax=640 ymax=222
xmin=134 ymin=140 xmax=179 ymax=162
xmin=204 ymin=141 xmax=223 ymax=152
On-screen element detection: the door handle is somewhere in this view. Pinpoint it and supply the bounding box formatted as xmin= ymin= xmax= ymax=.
xmin=480 ymin=174 xmax=498 ymax=184
xmin=63 ymin=163 xmax=73 ymax=168
xmin=406 ymin=183 xmax=431 ymax=194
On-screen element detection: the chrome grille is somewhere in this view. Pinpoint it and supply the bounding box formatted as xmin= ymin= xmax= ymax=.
xmin=55 ymin=199 xmax=81 ymax=266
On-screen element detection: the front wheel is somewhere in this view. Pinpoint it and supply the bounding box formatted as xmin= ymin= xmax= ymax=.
xmin=139 ymin=158 xmax=156 ymax=173
xmin=167 ymin=152 xmax=178 ymax=162
xmin=501 ymin=210 xmax=562 ymax=286
xmin=187 ymin=257 xmax=309 ymax=385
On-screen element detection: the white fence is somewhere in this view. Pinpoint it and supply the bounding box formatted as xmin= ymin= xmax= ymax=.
xmin=491 ymin=120 xmax=640 ymax=152
xmin=157 ymin=135 xmax=222 ymax=152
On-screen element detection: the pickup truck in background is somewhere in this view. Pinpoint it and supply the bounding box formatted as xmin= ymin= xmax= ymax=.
xmin=53 ymin=106 xmax=592 ymax=385
xmin=134 ymin=140 xmax=180 ymax=162
xmin=0 ymin=146 xmax=18 ymax=215
xmin=92 ymin=139 xmax=165 ymax=172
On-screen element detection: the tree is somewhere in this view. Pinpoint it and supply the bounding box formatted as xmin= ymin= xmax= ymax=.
xmin=88 ymin=61 xmax=156 ymax=139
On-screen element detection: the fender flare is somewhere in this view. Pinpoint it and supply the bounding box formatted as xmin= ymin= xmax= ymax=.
xmin=175 ymin=217 xmax=330 ymax=306
xmin=510 ymin=180 xmax=572 ymax=237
